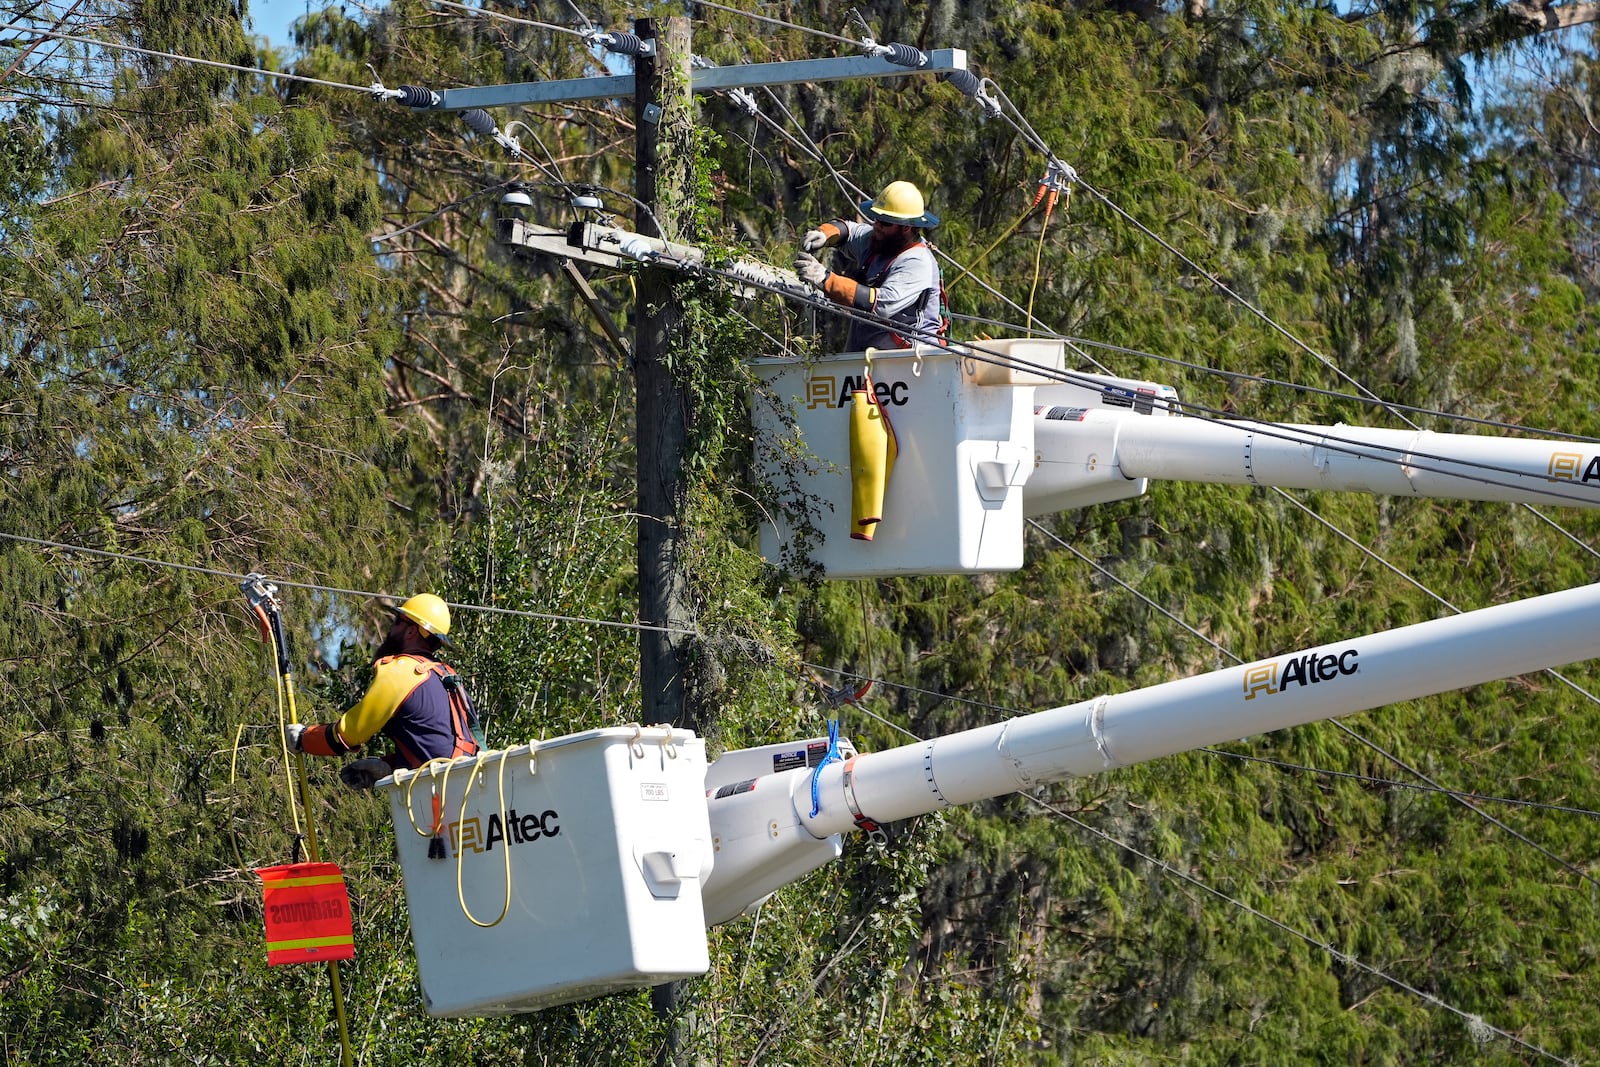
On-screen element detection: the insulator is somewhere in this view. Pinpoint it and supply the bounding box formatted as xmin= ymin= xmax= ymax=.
xmin=883 ymin=42 xmax=926 ymax=68
xmin=599 ymin=31 xmax=647 ymax=56
xmin=395 ymin=84 xmax=440 ymax=109
xmin=942 ymin=69 xmax=982 ymax=97
xmin=460 ymin=109 xmax=497 ymax=136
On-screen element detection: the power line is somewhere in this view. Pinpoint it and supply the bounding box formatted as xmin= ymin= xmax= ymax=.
xmin=0 ymin=22 xmax=386 ymax=95
xmin=958 ymin=70 xmax=1600 ymax=565
xmin=0 ymin=530 xmax=696 ymax=637
xmin=1024 ymin=791 xmax=1570 ymax=1065
xmin=693 ymin=257 xmax=1600 ymax=511
xmin=1204 ymin=748 xmax=1600 ymax=820
xmin=690 ymin=0 xmax=866 ymax=49
xmin=425 ymin=0 xmax=589 ymax=39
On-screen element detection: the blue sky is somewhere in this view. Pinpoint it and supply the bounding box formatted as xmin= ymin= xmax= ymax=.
xmin=246 ymin=0 xmax=321 ymax=49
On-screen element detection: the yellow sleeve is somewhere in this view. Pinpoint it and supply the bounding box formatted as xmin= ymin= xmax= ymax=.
xmin=335 ymin=657 xmax=431 ymax=747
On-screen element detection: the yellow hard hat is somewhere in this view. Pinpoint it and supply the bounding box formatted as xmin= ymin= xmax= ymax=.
xmin=860 ymin=181 xmax=939 ymax=228
xmin=393 ymin=593 xmax=451 ymax=641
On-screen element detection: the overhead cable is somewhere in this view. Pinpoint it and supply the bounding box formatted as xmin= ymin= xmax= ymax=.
xmin=1028 ymin=791 xmax=1569 ymax=1065
xmin=686 ymin=256 xmax=1600 ymax=509
xmin=0 ymin=530 xmax=696 ymax=637
xmin=0 ymin=22 xmax=386 ymax=95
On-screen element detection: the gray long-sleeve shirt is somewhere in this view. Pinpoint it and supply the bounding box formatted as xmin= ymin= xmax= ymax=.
xmin=831 ymin=221 xmax=944 ymax=351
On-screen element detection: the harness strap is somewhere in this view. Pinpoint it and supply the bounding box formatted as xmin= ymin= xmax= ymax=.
xmin=389 ymin=655 xmax=481 ymax=766
xmin=864 ymin=241 xmax=949 ymax=347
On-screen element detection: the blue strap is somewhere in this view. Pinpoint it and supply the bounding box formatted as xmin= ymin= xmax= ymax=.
xmin=809 ymin=719 xmax=841 ymax=818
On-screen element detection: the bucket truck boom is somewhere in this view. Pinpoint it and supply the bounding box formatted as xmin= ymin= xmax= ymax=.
xmin=750 ymin=342 xmax=1600 ymax=577
xmin=1029 ymin=405 xmax=1600 ymax=515
xmin=379 ymin=579 xmax=1600 ymax=1017
xmin=700 ymin=579 xmax=1600 ymax=924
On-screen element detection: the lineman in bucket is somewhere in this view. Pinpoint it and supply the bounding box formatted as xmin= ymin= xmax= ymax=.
xmin=286 ymin=594 xmax=481 ymax=788
xmin=793 ymin=180 xmax=948 ymax=352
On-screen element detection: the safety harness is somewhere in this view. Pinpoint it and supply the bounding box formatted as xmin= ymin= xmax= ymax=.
xmin=863 ymin=241 xmax=950 ymax=348
xmin=390 ymin=655 xmax=483 ymax=769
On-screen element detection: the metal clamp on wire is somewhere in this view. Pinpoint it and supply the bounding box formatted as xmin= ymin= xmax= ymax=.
xmin=1041 ymin=156 xmax=1078 ymax=194
xmin=861 ymin=39 xmax=927 ymax=68
xmin=841 ymin=756 xmax=889 ymax=846
xmin=366 ymin=67 xmax=441 ymax=108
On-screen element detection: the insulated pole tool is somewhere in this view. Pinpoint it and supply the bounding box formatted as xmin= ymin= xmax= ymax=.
xmin=242 ymin=573 xmax=356 ymax=1067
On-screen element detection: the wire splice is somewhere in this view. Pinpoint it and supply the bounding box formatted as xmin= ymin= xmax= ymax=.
xmin=1042 ymin=156 xmax=1078 ymax=192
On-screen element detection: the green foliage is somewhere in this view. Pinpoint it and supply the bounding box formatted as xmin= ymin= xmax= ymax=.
xmin=7 ymin=0 xmax=1600 ymax=1063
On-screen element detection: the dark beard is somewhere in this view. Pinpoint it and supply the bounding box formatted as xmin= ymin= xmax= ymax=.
xmin=868 ymin=227 xmax=914 ymax=257
xmin=374 ymin=623 xmax=440 ymax=663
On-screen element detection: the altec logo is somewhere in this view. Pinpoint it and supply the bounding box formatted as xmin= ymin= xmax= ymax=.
xmin=805 ymin=375 xmax=910 ymax=410
xmin=1548 ymin=452 xmax=1600 ymax=483
xmin=1242 ymin=649 xmax=1359 ymax=699
xmin=449 ymin=808 xmax=560 ymax=857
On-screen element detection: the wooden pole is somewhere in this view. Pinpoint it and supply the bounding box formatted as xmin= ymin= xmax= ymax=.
xmin=634 ymin=15 xmax=699 ymax=734
xmin=634 ymin=17 xmax=698 ymax=1064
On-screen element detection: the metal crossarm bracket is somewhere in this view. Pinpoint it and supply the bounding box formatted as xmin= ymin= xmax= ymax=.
xmin=424 ymin=49 xmax=968 ymax=112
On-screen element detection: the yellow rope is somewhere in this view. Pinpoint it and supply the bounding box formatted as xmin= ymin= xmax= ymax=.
xmin=943 ymin=191 xmax=1043 ymax=293
xmin=1025 ymin=188 xmax=1064 ymax=338
xmin=229 ymin=724 xmax=247 ymax=787
xmin=454 ymin=749 xmax=513 ymax=929
xmin=399 ymin=751 xmax=514 ymax=928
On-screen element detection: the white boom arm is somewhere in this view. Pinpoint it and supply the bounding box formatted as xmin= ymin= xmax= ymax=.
xmin=1028 ymin=406 xmax=1600 ymax=515
xmin=703 ymin=581 xmax=1600 ymax=924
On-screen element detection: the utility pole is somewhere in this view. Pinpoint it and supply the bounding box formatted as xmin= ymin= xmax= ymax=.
xmin=484 ymin=33 xmax=966 ymax=1059
xmin=633 ymin=15 xmax=698 ymax=1065
xmin=634 ymin=14 xmax=700 ymax=739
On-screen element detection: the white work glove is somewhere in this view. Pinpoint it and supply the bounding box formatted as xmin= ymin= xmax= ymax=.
xmin=793 ymin=252 xmax=829 ymax=287
xmin=799 ymin=229 xmax=830 ymax=252
xmin=340 ymin=758 xmax=393 ymax=790
xmin=283 ymin=722 xmax=306 ymax=753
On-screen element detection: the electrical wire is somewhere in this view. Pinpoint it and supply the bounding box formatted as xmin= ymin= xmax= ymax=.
xmin=1199 ymin=749 xmax=1600 ymax=819
xmin=968 ymin=72 xmax=1600 ymax=565
xmin=743 ymin=82 xmax=1104 ymax=365
xmin=1024 ymin=791 xmax=1569 ymax=1065
xmin=425 ymin=0 xmax=589 ymax=38
xmin=690 ymin=0 xmax=865 ymax=49
xmin=718 ymin=74 xmax=1597 ymax=448
xmin=0 ymin=530 xmax=697 ymax=637
xmin=732 ymin=77 xmax=1600 ymax=1036
xmin=690 ymin=256 xmax=1600 ymax=510
xmin=0 ymin=22 xmax=389 ymax=95
xmin=15 ymin=13 xmax=1597 ymax=1044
